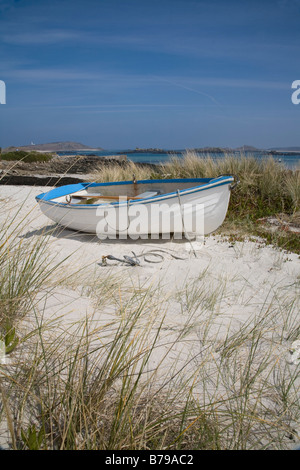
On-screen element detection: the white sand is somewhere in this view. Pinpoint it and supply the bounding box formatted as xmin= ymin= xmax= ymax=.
xmin=1 ymin=183 xmax=298 ymax=325
xmin=1 ymin=183 xmax=298 ymax=354
xmin=0 ymin=185 xmax=299 ymax=447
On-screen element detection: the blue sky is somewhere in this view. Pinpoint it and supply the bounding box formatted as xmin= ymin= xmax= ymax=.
xmin=1 ymin=0 xmax=300 ymax=149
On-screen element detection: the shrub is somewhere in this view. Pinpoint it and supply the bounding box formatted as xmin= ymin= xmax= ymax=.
xmin=1 ymin=151 xmax=53 ymax=163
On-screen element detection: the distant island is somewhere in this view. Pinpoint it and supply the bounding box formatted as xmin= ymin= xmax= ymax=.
xmin=118 ymin=146 xmax=255 ymax=155
xmin=118 ymin=145 xmax=300 ymax=156
xmin=2 ymin=141 xmax=103 ymax=153
xmin=119 ymin=147 xmax=234 ymax=154
xmin=268 ymin=147 xmax=300 ymax=153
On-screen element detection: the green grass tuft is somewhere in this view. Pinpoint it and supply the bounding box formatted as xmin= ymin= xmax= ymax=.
xmin=1 ymin=150 xmax=53 ymax=163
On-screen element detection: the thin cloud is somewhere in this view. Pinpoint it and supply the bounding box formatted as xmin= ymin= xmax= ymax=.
xmin=2 ymin=30 xmax=80 ymax=45
xmin=4 ymin=67 xmax=102 ymax=81
xmin=1 ymin=23 xmax=298 ymax=70
xmin=167 ymin=77 xmax=290 ymax=91
xmin=156 ymin=77 xmax=222 ymax=106
xmin=4 ymin=65 xmax=289 ymax=93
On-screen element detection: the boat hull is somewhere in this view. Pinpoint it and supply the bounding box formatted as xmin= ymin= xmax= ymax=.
xmin=36 ymin=177 xmax=234 ymax=238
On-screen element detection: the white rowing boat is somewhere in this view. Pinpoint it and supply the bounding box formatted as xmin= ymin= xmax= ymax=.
xmin=36 ymin=175 xmax=238 ymax=238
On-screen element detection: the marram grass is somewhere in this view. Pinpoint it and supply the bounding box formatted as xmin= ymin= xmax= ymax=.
xmin=91 ymin=151 xmax=299 ymax=214
xmin=1 ymin=267 xmax=299 ymax=450
xmin=91 ymin=151 xmax=300 ymax=252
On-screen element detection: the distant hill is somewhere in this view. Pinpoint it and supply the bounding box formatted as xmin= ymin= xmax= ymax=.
xmin=3 ymin=141 xmax=103 ymax=153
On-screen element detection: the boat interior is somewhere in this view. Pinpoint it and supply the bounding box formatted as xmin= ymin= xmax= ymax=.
xmin=49 ymin=178 xmax=212 ymax=205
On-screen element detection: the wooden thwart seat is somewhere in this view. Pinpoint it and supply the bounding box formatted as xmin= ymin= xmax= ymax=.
xmin=71 ymin=191 xmax=158 ymax=201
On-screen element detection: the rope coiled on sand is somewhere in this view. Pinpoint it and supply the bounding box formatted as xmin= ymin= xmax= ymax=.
xmin=101 ymin=248 xmax=189 ymax=266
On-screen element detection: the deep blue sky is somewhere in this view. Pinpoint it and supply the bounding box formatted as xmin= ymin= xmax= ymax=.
xmin=1 ymin=0 xmax=300 ymax=149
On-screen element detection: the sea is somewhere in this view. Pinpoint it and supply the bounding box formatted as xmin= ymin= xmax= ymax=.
xmin=57 ymin=150 xmax=300 ymax=171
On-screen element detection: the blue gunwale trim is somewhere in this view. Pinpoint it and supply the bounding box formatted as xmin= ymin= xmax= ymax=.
xmin=36 ymin=176 xmax=234 ymax=208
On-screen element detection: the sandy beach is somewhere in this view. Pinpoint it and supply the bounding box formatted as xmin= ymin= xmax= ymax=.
xmin=2 ymin=183 xmax=299 ymax=350
xmin=1 ymin=184 xmax=299 ymax=449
